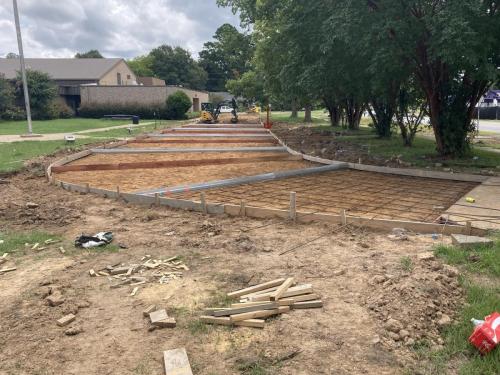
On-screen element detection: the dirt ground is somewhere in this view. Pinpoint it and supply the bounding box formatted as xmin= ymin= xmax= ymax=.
xmin=0 ymin=155 xmax=467 ymax=375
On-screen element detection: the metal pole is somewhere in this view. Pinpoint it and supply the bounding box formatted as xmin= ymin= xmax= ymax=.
xmin=13 ymin=0 xmax=33 ymax=135
xmin=477 ymin=97 xmax=480 ymax=134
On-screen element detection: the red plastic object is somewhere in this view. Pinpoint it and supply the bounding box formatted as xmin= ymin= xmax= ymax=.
xmin=469 ymin=312 xmax=500 ymax=355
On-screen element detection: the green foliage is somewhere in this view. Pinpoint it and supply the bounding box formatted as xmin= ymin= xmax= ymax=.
xmin=0 ymin=231 xmax=58 ymax=255
xmin=434 ymin=237 xmax=500 ymax=277
xmin=165 ymin=91 xmax=192 ymax=120
xmin=78 ymin=103 xmax=165 ymax=119
xmin=199 ymin=23 xmax=254 ymax=91
xmin=149 ymin=45 xmax=207 ymax=90
xmin=15 ymin=70 xmax=57 ymax=120
xmin=74 ymin=50 xmax=103 ymax=58
xmin=127 ymin=55 xmax=154 ymax=77
xmin=0 ymin=76 xmax=15 ymax=116
xmin=400 ymin=256 xmax=414 ymax=272
xmin=226 ymin=71 xmax=265 ymax=105
xmin=48 ymin=100 xmax=74 ymax=119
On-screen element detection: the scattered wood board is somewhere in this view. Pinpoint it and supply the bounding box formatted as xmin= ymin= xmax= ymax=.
xmin=230 ymin=306 xmax=290 ymax=323
xmin=200 ymin=316 xmax=265 ymax=328
xmin=246 ymin=284 xmax=313 ymax=302
xmin=212 ymin=302 xmax=279 ymax=317
xmin=270 ymin=277 xmax=295 ymax=301
xmin=163 ymin=348 xmax=193 ymax=375
xmin=227 ymin=278 xmax=287 ymax=298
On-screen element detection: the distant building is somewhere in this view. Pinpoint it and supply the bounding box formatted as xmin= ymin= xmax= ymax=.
xmin=0 ymin=58 xmax=208 ymax=113
xmin=481 ymin=90 xmax=500 ymax=107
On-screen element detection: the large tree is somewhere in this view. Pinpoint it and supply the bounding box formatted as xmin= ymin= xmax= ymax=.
xmin=199 ymin=24 xmax=254 ymax=91
xmin=369 ymin=1 xmax=500 ymax=156
xmin=75 ymin=50 xmax=103 ymax=58
xmin=149 ymin=45 xmax=207 ymax=90
xmin=127 ymin=55 xmax=154 ymax=77
xmin=0 ymin=75 xmax=14 ymax=115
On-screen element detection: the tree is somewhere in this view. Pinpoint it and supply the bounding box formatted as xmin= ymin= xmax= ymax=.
xmin=226 ymin=71 xmax=265 ymax=105
xmin=15 ymin=70 xmax=57 ymax=120
xmin=5 ymin=52 xmax=19 ymax=59
xmin=371 ymin=1 xmax=500 ymax=156
xmin=165 ymin=91 xmax=192 ymax=120
xmin=127 ymin=55 xmax=154 ymax=77
xmin=199 ymin=24 xmax=254 ymax=91
xmin=75 ymin=50 xmax=103 ymax=58
xmin=395 ymin=78 xmax=428 ymax=147
xmin=149 ymin=45 xmax=207 ymax=90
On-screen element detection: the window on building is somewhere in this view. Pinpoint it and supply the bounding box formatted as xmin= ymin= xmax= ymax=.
xmin=127 ymin=74 xmax=131 ymax=80
xmin=117 ymin=73 xmax=122 ymax=85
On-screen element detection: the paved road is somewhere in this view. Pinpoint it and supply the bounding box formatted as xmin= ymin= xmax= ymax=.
xmin=0 ymin=122 xmax=154 ymax=143
xmin=478 ymin=120 xmax=500 ymax=134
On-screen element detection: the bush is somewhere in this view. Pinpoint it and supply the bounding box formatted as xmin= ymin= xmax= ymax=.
xmin=1 ymin=106 xmax=26 ymax=121
xmin=15 ymin=70 xmax=57 ymax=120
xmin=48 ymin=100 xmax=74 ymax=119
xmin=78 ymin=103 xmax=166 ymax=119
xmin=165 ymin=91 xmax=192 ymax=120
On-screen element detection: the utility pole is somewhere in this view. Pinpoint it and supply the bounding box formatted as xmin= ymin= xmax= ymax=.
xmin=13 ymin=0 xmax=34 ymax=135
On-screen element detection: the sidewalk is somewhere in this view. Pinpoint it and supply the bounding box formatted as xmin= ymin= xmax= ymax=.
xmin=0 ymin=122 xmax=154 ymax=143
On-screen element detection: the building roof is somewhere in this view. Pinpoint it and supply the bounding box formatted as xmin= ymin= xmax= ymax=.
xmin=485 ymin=90 xmax=500 ymax=100
xmin=0 ymin=58 xmax=123 ymax=81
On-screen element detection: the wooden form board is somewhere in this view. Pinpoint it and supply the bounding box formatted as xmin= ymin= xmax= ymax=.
xmin=163 ymin=130 xmax=268 ymax=134
xmin=51 ymin=155 xmax=301 ymax=173
xmin=200 ymin=316 xmax=265 ymax=328
xmin=163 ymin=348 xmax=193 ymax=375
xmin=128 ymin=139 xmax=279 ymax=144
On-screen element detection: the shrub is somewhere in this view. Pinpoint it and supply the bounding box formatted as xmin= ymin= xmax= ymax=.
xmin=48 ymin=100 xmax=74 ymax=119
xmin=1 ymin=106 xmax=26 ymax=121
xmin=165 ymin=91 xmax=192 ymax=120
xmin=15 ymin=70 xmax=57 ymax=120
xmin=78 ymin=103 xmax=165 ymax=119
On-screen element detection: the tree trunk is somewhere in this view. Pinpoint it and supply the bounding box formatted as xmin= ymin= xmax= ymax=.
xmin=368 ymin=99 xmax=394 ymax=138
xmin=323 ymin=97 xmax=341 ymax=127
xmin=345 ymin=98 xmax=362 ymax=130
xmin=304 ymin=104 xmax=312 ymax=123
xmin=290 ymin=98 xmax=298 ymax=119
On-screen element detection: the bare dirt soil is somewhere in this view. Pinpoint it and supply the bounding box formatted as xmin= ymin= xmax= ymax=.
xmin=0 ymin=156 xmax=466 ymax=375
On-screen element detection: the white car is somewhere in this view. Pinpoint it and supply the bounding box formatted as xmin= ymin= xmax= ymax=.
xmin=219 ymin=105 xmax=233 ymax=113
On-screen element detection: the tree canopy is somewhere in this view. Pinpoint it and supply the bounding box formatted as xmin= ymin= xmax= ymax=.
xmin=199 ymin=23 xmax=254 ymax=91
xmin=219 ymin=0 xmax=500 ymax=156
xmin=74 ymin=50 xmax=103 ymax=58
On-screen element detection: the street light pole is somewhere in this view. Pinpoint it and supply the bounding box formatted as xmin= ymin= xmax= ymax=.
xmin=13 ymin=0 xmax=33 ymax=135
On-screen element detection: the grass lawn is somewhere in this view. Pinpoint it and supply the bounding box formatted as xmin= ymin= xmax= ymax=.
xmin=0 ymin=138 xmax=111 ymax=173
xmin=275 ymin=110 xmax=500 ymax=172
xmin=411 ymin=237 xmax=500 ymax=375
xmin=0 ymin=118 xmax=131 ymax=135
xmin=83 ymin=119 xmax=184 ymax=139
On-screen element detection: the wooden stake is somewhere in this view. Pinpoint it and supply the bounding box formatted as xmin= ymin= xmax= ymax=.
xmin=465 ymin=221 xmax=472 ymax=235
xmin=200 ymin=192 xmax=207 ymax=214
xmin=289 ymin=192 xmax=297 ymax=222
xmin=85 ymin=183 xmax=90 ymax=193
xmin=240 ymin=200 xmax=246 ymax=217
xmin=116 ymin=186 xmax=121 ymax=200
xmin=341 ymin=209 xmax=347 ymax=226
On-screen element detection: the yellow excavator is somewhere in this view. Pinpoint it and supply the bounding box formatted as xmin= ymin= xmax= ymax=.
xmin=201 ymin=99 xmax=239 ymax=124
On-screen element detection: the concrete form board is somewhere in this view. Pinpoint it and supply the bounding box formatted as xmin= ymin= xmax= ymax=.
xmin=146 ymin=133 xmax=274 ymax=138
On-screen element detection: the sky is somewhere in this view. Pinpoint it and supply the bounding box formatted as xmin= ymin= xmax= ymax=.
xmin=0 ymin=0 xmax=241 ymax=59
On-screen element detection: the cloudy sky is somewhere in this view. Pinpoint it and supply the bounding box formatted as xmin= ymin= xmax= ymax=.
xmin=0 ymin=0 xmax=241 ymax=59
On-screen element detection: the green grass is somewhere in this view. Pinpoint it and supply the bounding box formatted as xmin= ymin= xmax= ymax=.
xmin=83 ymin=120 xmax=183 ymax=139
xmin=400 ymin=256 xmax=414 ymax=272
xmin=434 ymin=236 xmax=500 ymax=277
xmin=0 ymin=138 xmax=111 ymax=173
xmin=413 ymin=280 xmax=500 ymax=375
xmin=0 ymin=118 xmax=132 ymax=135
xmin=410 ymin=240 xmax=500 ymax=374
xmin=0 ymin=231 xmax=59 ymax=256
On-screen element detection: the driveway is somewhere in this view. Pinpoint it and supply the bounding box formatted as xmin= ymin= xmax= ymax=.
xmin=478 ymin=120 xmax=500 ymax=134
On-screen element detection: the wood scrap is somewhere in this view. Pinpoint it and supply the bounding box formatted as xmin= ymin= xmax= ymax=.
xmin=230 ymin=306 xmax=290 ymax=323
xmin=227 ymin=278 xmax=286 ymax=298
xmin=163 ymin=348 xmax=193 ymax=375
xmin=246 ymin=284 xmax=314 ymax=302
xmin=212 ymin=302 xmax=278 ymax=317
xmin=0 ymin=267 xmax=16 ymax=274
xmin=200 ymin=316 xmax=265 ymax=328
xmin=270 ymin=277 xmax=295 ymax=301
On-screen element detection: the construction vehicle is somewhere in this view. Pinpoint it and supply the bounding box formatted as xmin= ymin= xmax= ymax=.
xmin=201 ymin=98 xmax=239 ymax=124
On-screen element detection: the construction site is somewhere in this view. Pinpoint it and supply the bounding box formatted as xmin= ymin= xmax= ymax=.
xmin=0 ymin=113 xmax=499 ymax=375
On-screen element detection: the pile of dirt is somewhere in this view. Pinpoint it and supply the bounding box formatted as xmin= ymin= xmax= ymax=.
xmin=364 ymin=253 xmax=463 ymax=353
xmin=272 ymin=124 xmax=411 ymax=167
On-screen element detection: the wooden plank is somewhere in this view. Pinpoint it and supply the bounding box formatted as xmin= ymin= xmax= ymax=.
xmin=203 ymin=308 xmax=232 ymax=316
xmin=227 ymin=278 xmax=286 ymax=298
xmin=213 ymin=302 xmax=278 ymax=317
xmin=231 ymin=301 xmax=277 ymax=308
xmin=248 ymin=284 xmax=313 ymax=302
xmin=51 ymin=155 xmax=300 ymax=173
xmin=278 ymin=294 xmax=320 ymax=305
xmin=230 ymin=306 xmax=290 ymax=323
xmin=163 ymin=348 xmax=193 ymax=375
xmin=0 ymin=267 xmax=16 ymax=274
xmin=200 ymin=316 xmax=265 ymax=328
xmin=291 ymin=300 xmax=323 ymax=309
xmin=270 ymin=277 xmax=295 ymax=301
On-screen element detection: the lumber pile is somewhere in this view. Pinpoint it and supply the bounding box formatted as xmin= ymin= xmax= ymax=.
xmin=89 ymin=255 xmax=188 ymax=293
xmin=200 ymin=277 xmax=323 ymax=329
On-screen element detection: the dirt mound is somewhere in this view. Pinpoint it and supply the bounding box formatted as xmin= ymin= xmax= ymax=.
xmin=364 ymin=254 xmax=463 ymax=354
